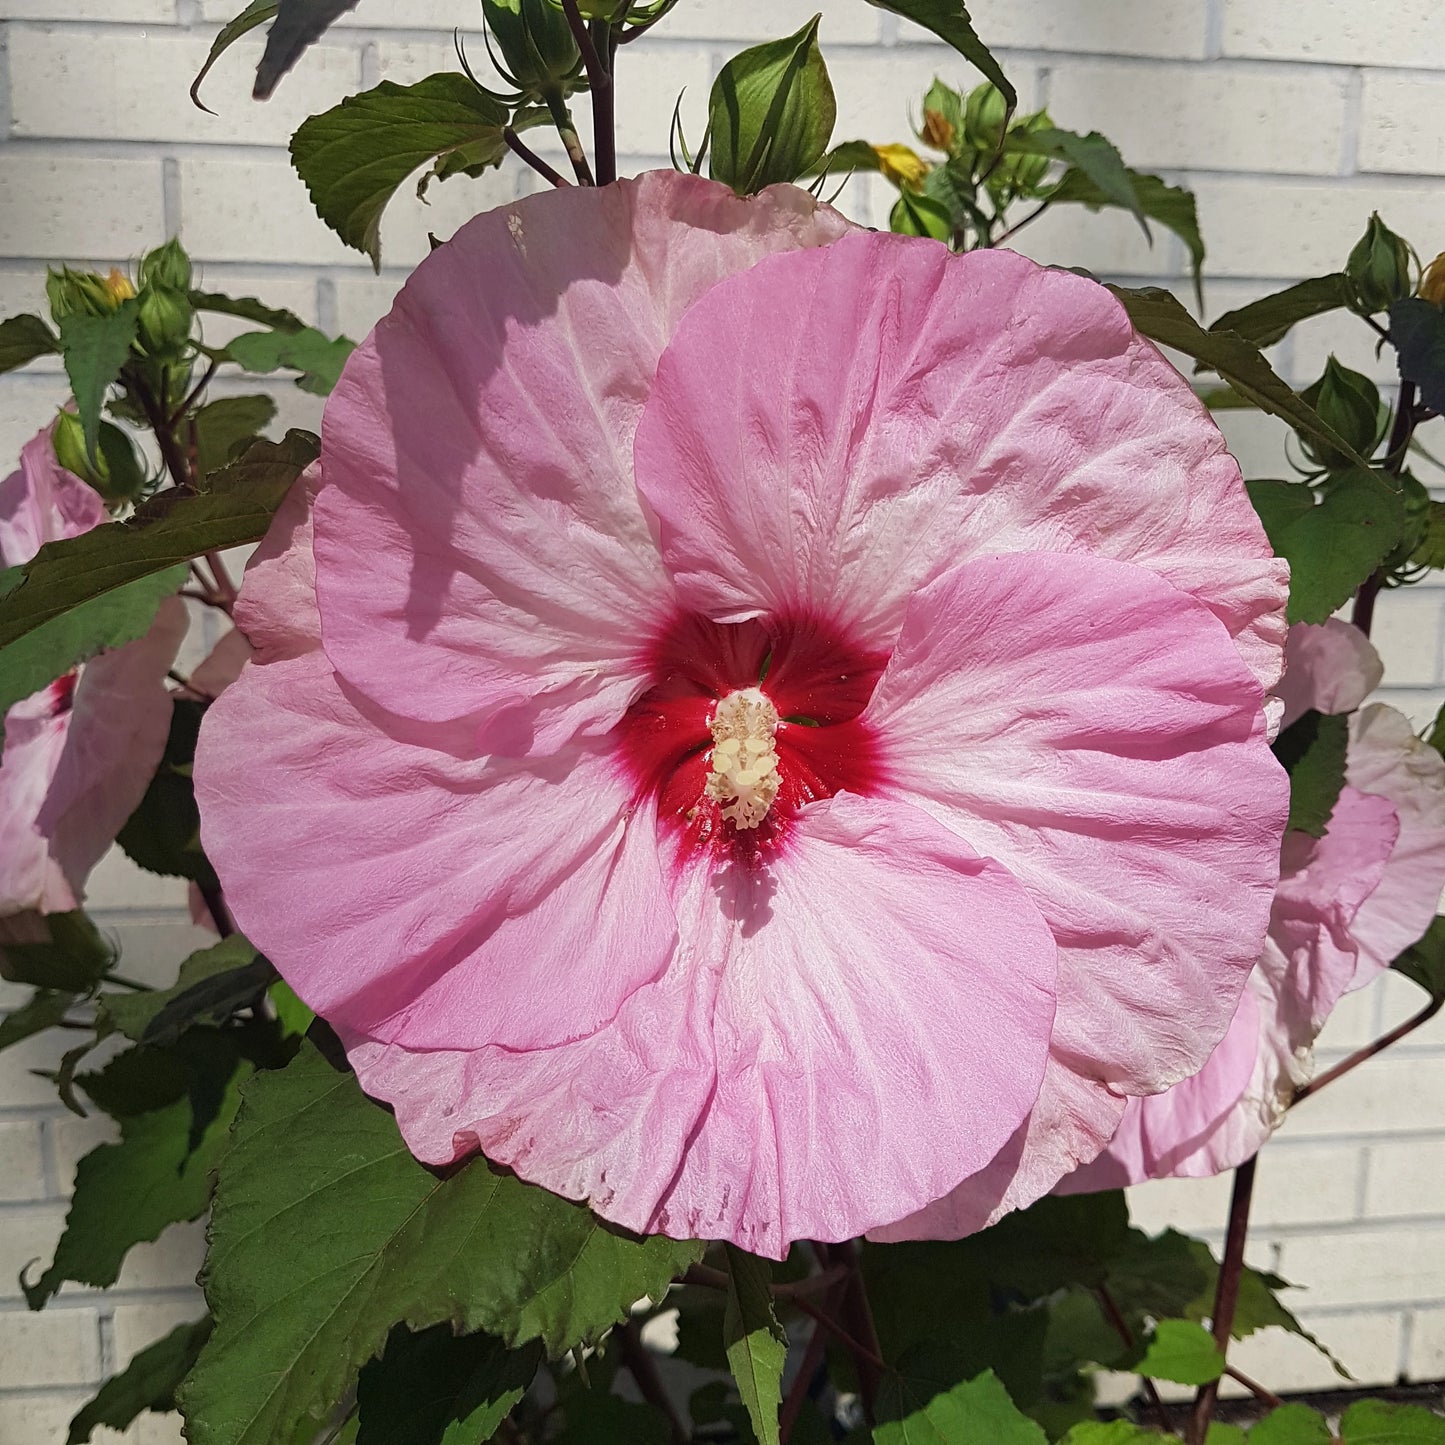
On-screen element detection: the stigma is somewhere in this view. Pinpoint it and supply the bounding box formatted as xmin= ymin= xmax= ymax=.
xmin=706 ymin=688 xmax=782 ymax=830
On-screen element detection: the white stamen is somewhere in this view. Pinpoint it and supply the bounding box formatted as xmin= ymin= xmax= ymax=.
xmin=706 ymin=688 xmax=782 ymax=830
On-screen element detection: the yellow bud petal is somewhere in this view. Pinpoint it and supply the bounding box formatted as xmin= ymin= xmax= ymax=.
xmin=873 ymin=143 xmax=930 ymax=192
xmin=1421 ymin=251 xmax=1445 ymax=306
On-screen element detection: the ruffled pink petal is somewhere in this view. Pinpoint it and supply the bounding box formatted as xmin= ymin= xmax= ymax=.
xmin=313 ymin=173 xmax=851 ymax=757
xmin=0 ymin=424 xmax=105 ymax=566
xmin=237 ymin=466 xmax=323 ymax=662
xmin=189 ymin=628 xmax=253 ymax=699
xmin=0 ymin=691 xmax=77 ymax=915
xmin=1345 ymin=703 xmax=1445 ymax=982
xmin=1275 ymin=619 xmax=1383 ymax=730
xmin=635 ymin=235 xmax=1286 ymax=691
xmin=346 ymin=791 xmax=1057 ymax=1257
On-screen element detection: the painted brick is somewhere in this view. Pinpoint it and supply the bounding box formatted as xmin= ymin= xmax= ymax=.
xmin=1409 ymin=1305 xmax=1445 ymax=1379
xmin=1365 ymin=1138 xmax=1445 ymax=1218
xmin=0 ymin=1207 xmax=66 ymax=1302
xmin=1126 ymin=1172 xmax=1234 ymax=1236
xmin=1047 ymin=62 xmax=1348 ymax=176
xmin=50 ymin=1112 xmax=118 ymax=1197
xmin=0 ymin=1122 xmax=46 ymax=1203
xmin=1375 ymin=969 xmax=1444 ymax=1031
xmin=1373 ymin=686 xmax=1445 ymax=731
xmin=945 ymin=0 xmax=1209 ymax=60
xmin=1273 ymin=1224 xmax=1445 ymax=1308
xmin=1360 ymin=72 xmax=1445 ymax=176
xmin=0 ymin=1394 xmax=91 ymax=1445
xmin=7 ymin=29 xmax=360 ymax=147
xmin=1313 ymin=980 xmax=1382 ymax=1053
xmin=112 ymin=1301 xmax=207 ymax=1371
xmin=331 ymin=273 xmax=407 ymax=341
xmin=664 ymin=0 xmax=879 ymax=43
xmin=1290 ymin=301 xmax=1405 ymax=388
xmin=1008 ymin=199 xmax=1175 ymax=278
xmin=0 ymin=0 xmax=172 ymax=16
xmin=1218 ymin=1308 xmax=1402 ymax=1394
xmin=0 ymin=156 xmax=166 ymax=262
xmin=0 ymin=1310 xmax=102 ymax=1388
xmin=371 ymin=39 xmax=460 ymax=89
xmin=1283 ymin=1055 xmax=1445 ymax=1137
xmin=1223 ymin=0 xmax=1445 ymax=70
xmin=1371 ymin=587 xmax=1444 ymax=687
xmin=198 ymin=0 xmax=466 ymax=26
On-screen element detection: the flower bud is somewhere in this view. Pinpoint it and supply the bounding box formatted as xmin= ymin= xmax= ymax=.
xmin=483 ymin=0 xmax=583 ymax=101
xmin=52 ymin=411 xmax=147 ymax=503
xmin=139 ymin=238 xmax=193 ymax=294
xmin=1421 ymin=250 xmax=1445 ymax=306
xmin=873 ymin=142 xmax=930 ymax=192
xmin=962 ymin=82 xmax=1008 ymax=152
xmin=136 ymin=285 xmax=194 ymax=358
xmin=1300 ymin=357 xmax=1385 ymax=471
xmin=1346 ymin=213 xmax=1411 ymax=315
xmin=46 ymin=266 xmax=135 ymax=322
xmin=919 ymin=79 xmax=962 ymax=153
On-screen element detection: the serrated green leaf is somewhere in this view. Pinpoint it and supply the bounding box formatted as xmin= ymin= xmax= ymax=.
xmin=355 ymin=1324 xmax=540 ymax=1445
xmin=190 ymin=288 xmax=306 ymax=334
xmin=1272 ymin=709 xmax=1349 ymax=837
xmin=1248 ymin=1403 xmax=1334 ymax=1444
xmin=0 ymin=987 xmax=78 ymax=1052
xmin=0 ymin=911 xmax=114 ymax=992
xmin=724 ymin=1245 xmax=787 ymax=1445
xmin=1391 ymin=296 xmax=1445 ymax=416
xmin=67 ymin=1319 xmax=213 ymax=1445
xmin=1015 ymin=127 xmax=1144 ymax=231
xmin=1134 ymin=1319 xmax=1224 ymax=1386
xmin=1410 ymin=499 xmax=1445 ymax=570
xmin=553 ymin=1393 xmax=671 ymax=1444
xmin=290 ymin=73 xmax=509 ymax=267
xmin=1393 ymin=915 xmax=1445 ymax=1002
xmin=864 ymin=2 xmax=1015 ymax=113
xmin=1340 ymin=1399 xmax=1445 ymax=1443
xmin=0 ymin=312 xmax=62 ymax=373
xmin=99 ymin=935 xmax=271 ymax=1045
xmin=1110 ymin=286 xmax=1373 ymax=470
xmin=709 ymin=17 xmax=836 ymax=195
xmin=1210 ymin=275 xmax=1353 ymax=351
xmin=0 ymin=431 xmax=316 ymax=653
xmin=178 ymin=1044 xmax=701 ymax=1445
xmin=891 ymin=190 xmax=954 ymax=240
xmin=226 ymin=327 xmax=354 ymax=395
xmin=1059 ymin=1423 xmax=1165 ymax=1443
xmin=1206 ymin=1427 xmax=1247 ymax=1445
xmin=58 ymin=301 xmax=139 ymax=465
xmin=256 ymin=0 xmax=359 ymax=99
xmin=191 ymin=395 xmax=278 ymax=480
xmin=190 ymin=1 xmax=277 ymax=109
xmin=874 ymin=1367 xmax=1047 ymax=1444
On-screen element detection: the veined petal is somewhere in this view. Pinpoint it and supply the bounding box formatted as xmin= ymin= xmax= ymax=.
xmin=314 ymin=173 xmax=850 ymax=757
xmin=635 ymin=234 xmax=1286 ymax=689
xmin=0 ymin=425 xmax=105 ymax=566
xmin=1275 ymin=619 xmax=1383 ymax=730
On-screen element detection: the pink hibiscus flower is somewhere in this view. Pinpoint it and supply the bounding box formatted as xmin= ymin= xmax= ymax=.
xmin=1060 ymin=623 xmax=1445 ymax=1188
xmin=0 ymin=424 xmax=186 ymax=928
xmin=195 ymin=171 xmax=1289 ymax=1256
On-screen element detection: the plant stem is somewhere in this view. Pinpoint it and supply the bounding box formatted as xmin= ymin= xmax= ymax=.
xmin=1291 ymin=995 xmax=1442 ymax=1106
xmin=618 ymin=1319 xmax=688 ymax=1444
xmin=1224 ymin=1364 xmax=1284 ymax=1408
xmin=504 ymin=127 xmax=571 ymax=187
xmin=198 ymin=882 xmax=235 ymax=939
xmin=204 ymin=550 xmax=237 ymax=606
xmin=135 ymin=377 xmax=196 ymax=493
xmin=780 ymin=1276 xmax=843 ymax=1444
xmin=545 ymin=93 xmax=595 ymax=185
xmin=1096 ymin=1283 xmax=1172 ymax=1434
xmin=557 ymin=1 xmax=614 ymax=184
xmin=167 ymin=357 xmax=217 ymax=428
xmin=836 ymin=1240 xmax=883 ymax=1425
xmin=995 ymin=198 xmax=1052 ymax=246
xmin=1352 ymin=378 xmax=1417 ymax=638
xmin=1188 ymin=1155 xmax=1257 ymax=1445
xmin=103 ymin=971 xmax=152 ymax=992
xmin=786 ymin=1293 xmax=885 ymax=1370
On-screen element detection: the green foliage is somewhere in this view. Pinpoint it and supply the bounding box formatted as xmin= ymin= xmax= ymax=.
xmin=1271 ymin=709 xmax=1350 ymax=837
xmin=723 ymin=1245 xmax=787 ymax=1445
xmin=553 ymin=1393 xmax=672 ymax=1444
xmin=482 ymin=0 xmax=584 ymax=102
xmin=1012 ymin=127 xmax=1145 ymax=233
xmin=1210 ymin=275 xmax=1354 ymax=351
xmin=1391 ymin=296 xmax=1445 ymax=415
xmin=1411 ymin=499 xmax=1445 ymax=570
xmin=191 ymin=288 xmax=307 ymax=334
xmin=225 ymin=327 xmax=355 ymax=394
xmin=179 ymin=1043 xmax=701 ymax=1445
xmin=1347 ymin=213 xmax=1413 ymax=316
xmin=354 ymin=1323 xmax=540 ymax=1445
xmin=67 ymin=1319 xmax=213 ymax=1445
xmin=1059 ymin=1425 xmax=1165 ymax=1444
xmin=1249 ymin=1404 xmax=1333 ymax=1444
xmin=709 ymin=17 xmax=837 ymax=195
xmin=290 ymin=73 xmax=511 ymax=267
xmin=1246 ymin=474 xmax=1405 ymax=624
xmin=1299 ymin=359 xmax=1386 ymax=471
xmin=1393 ymin=915 xmax=1445 ymax=1002
xmin=57 ymin=300 xmax=140 ymax=464
xmin=257 ymin=0 xmax=359 ymax=100
xmin=0 ymin=431 xmax=316 ymax=654
xmin=191 ymin=395 xmax=279 ymax=480
xmin=874 ymin=1368 xmax=1047 ymax=1444
xmin=0 ymin=988 xmax=77 ymax=1053
xmin=864 ymin=1 xmax=1016 ymax=113
xmin=52 ymin=411 xmax=147 ymax=504
xmin=117 ymin=698 xmax=217 ymax=889
xmin=891 ymin=190 xmax=954 ymax=240
xmin=1339 ymin=1400 xmax=1445 ymax=1442
xmin=100 ymin=936 xmax=273 ymax=1045
xmin=0 ymin=312 xmax=61 ymax=373
xmin=191 ymin=0 xmax=276 ymax=108
xmin=1133 ymin=1318 xmax=1224 ymax=1385
xmin=0 ymin=911 xmax=114 ymax=992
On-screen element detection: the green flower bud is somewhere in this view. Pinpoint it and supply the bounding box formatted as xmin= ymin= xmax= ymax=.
xmin=919 ymin=78 xmax=963 ymax=154
xmin=484 ymin=0 xmax=583 ymax=100
xmin=135 ymin=285 xmax=194 ymax=357
xmin=52 ymin=412 xmax=147 ymax=503
xmin=139 ymin=238 xmax=193 ymax=294
xmin=1299 ymin=357 xmax=1385 ymax=471
xmin=989 ymin=110 xmax=1052 ymax=199
xmin=46 ymin=266 xmax=134 ymax=322
xmin=1346 ymin=213 xmax=1411 ymax=315
xmin=962 ymin=82 xmax=1008 ymax=153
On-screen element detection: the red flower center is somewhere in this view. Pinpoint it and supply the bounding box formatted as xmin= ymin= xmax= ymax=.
xmin=614 ymin=609 xmax=887 ymax=859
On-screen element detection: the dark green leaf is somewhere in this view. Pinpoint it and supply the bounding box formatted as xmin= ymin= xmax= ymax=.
xmin=1393 ymin=915 xmax=1445 ymax=1002
xmin=290 ymin=73 xmax=509 ymax=267
xmin=179 ymin=1043 xmax=701 ymax=1445
xmin=67 ymin=1319 xmax=213 ymax=1445
xmin=864 ymin=2 xmax=1016 ymax=113
xmin=1014 ymin=128 xmax=1144 ymax=231
xmin=191 ymin=1 xmax=277 ymax=109
xmin=553 ymin=1393 xmax=671 ymax=1445
xmin=1411 ymin=499 xmax=1445 ymax=570
xmin=0 ymin=431 xmax=316 ymax=653
xmin=1206 ymin=1428 xmax=1247 ymax=1445
xmin=226 ymin=327 xmax=355 ymax=395
xmin=0 ymin=911 xmax=113 ymax=992
xmin=117 ymin=699 xmax=218 ymax=889
xmin=974 ymin=1190 xmax=1132 ymax=1297
xmin=0 ymin=988 xmax=77 ymax=1052
xmin=709 ymin=17 xmax=836 ymax=195
xmin=57 ymin=301 xmax=140 ymax=464
xmin=257 ymin=0 xmax=359 ymax=99
xmin=891 ymin=191 xmax=954 ymax=241
xmin=1272 ymin=709 xmax=1349 ymax=837
xmin=1340 ymin=1399 xmax=1445 ymax=1443
xmin=1210 ymin=275 xmax=1353 ymax=351
xmin=190 ymin=288 xmax=306 ymax=334
xmin=100 ymin=935 xmax=272 ymax=1045
xmin=1134 ymin=1319 xmax=1224 ymax=1386
xmin=191 ymin=395 xmax=278 ymax=480
xmin=814 ymin=138 xmax=885 ymax=177
xmin=724 ymin=1245 xmax=787 ymax=1445
xmin=1110 ymin=286 xmax=1373 ymax=470
xmin=1392 ymin=297 xmax=1445 ymax=415
xmin=0 ymin=312 xmax=62 ymax=373
xmin=874 ymin=1367 xmax=1047 ymax=1444
xmin=25 ymin=1042 xmax=247 ymax=1306
xmin=1249 ymin=1404 xmax=1333 ymax=1444
xmin=355 ymin=1324 xmax=540 ymax=1445
xmin=1059 ymin=1424 xmax=1166 ymax=1444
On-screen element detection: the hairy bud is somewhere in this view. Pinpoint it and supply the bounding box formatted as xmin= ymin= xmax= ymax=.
xmin=1346 ymin=213 xmax=1411 ymax=316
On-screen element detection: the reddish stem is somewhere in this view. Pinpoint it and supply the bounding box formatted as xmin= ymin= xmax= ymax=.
xmin=1291 ymin=996 xmax=1442 ymax=1106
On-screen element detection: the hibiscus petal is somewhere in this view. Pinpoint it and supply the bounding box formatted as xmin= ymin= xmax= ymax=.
xmin=346 ymin=792 xmax=1058 ymax=1258
xmin=0 ymin=425 xmax=105 ymax=566
xmin=1274 ymin=619 xmax=1383 ymax=729
xmin=635 ymin=234 xmax=1286 ymax=690
xmin=314 ymin=173 xmax=851 ymax=757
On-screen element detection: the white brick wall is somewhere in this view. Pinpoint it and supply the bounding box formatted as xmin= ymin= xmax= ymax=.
xmin=2 ymin=2 xmax=1444 ymax=1438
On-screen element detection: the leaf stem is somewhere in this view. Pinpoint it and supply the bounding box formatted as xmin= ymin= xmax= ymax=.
xmin=557 ymin=1 xmax=614 ymax=184
xmin=618 ymin=1318 xmax=688 ymax=1445
xmin=1095 ymin=1282 xmax=1173 ymax=1434
xmin=544 ymin=92 xmax=595 ymax=185
xmin=994 ymin=198 xmax=1052 ymax=246
xmin=503 ymin=126 xmax=571 ymax=187
xmin=1290 ymin=995 xmax=1442 ymax=1106
xmin=1352 ymin=378 xmax=1417 ymax=637
xmin=198 ymin=882 xmax=235 ymax=939
xmin=1224 ymin=1364 xmax=1284 ymax=1408
xmin=835 ymin=1240 xmax=883 ymax=1425
xmin=785 ymin=1292 xmax=885 ymax=1369
xmin=134 ymin=377 xmax=196 ymax=494
xmin=167 ymin=357 xmax=217 ymax=428
xmin=1187 ymin=1154 xmax=1257 ymax=1445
